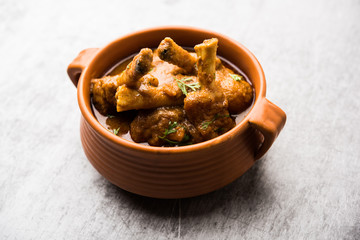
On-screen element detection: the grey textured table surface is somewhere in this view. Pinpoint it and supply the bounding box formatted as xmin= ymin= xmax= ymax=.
xmin=1 ymin=0 xmax=360 ymax=239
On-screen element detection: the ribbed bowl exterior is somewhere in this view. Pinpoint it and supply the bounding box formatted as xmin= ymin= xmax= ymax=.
xmin=80 ymin=117 xmax=261 ymax=198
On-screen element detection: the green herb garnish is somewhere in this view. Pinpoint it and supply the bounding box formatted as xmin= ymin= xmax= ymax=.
xmin=230 ymin=73 xmax=244 ymax=82
xmin=175 ymin=77 xmax=201 ymax=95
xmin=159 ymin=121 xmax=192 ymax=146
xmin=200 ymin=114 xmax=230 ymax=130
xmin=107 ymin=114 xmax=115 ymax=118
xmin=200 ymin=120 xmax=213 ymax=130
xmin=160 ymin=137 xmax=180 ymax=145
xmin=164 ymin=121 xmax=178 ymax=136
xmin=112 ymin=127 xmax=120 ymax=135
xmin=159 ymin=121 xmax=178 ymax=143
xmin=160 ymin=135 xmax=193 ymax=146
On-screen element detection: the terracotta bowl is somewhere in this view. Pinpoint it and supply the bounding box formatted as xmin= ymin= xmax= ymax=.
xmin=67 ymin=26 xmax=286 ymax=199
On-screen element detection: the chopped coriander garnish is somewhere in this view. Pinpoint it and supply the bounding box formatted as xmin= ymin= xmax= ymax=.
xmin=159 ymin=121 xmax=192 ymax=146
xmin=159 ymin=121 xmax=178 ymax=143
xmin=160 ymin=135 xmax=192 ymax=146
xmin=200 ymin=120 xmax=212 ymax=130
xmin=107 ymin=114 xmax=115 ymax=118
xmin=164 ymin=121 xmax=178 ymax=136
xmin=159 ymin=136 xmax=179 ymax=145
xmin=182 ymin=134 xmax=191 ymax=143
xmin=112 ymin=127 xmax=120 ymax=135
xmin=200 ymin=114 xmax=230 ymax=130
xmin=230 ymin=73 xmax=244 ymax=82
xmin=175 ymin=77 xmax=201 ymax=95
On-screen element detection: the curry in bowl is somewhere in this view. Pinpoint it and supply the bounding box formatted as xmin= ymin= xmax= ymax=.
xmin=90 ymin=37 xmax=254 ymax=146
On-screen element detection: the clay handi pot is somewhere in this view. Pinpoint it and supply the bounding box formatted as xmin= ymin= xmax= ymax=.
xmin=67 ymin=26 xmax=286 ymax=199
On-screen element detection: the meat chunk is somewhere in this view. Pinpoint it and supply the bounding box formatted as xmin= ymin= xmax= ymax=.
xmin=157 ymin=37 xmax=197 ymax=74
xmin=130 ymin=107 xmax=200 ymax=146
xmin=118 ymin=48 xmax=153 ymax=88
xmin=91 ymin=49 xmax=153 ymax=115
xmin=115 ymin=84 xmax=184 ymax=112
xmin=194 ymin=38 xmax=218 ymax=87
xmin=184 ymin=38 xmax=235 ymax=140
xmin=115 ymin=49 xmax=188 ymax=112
xmin=91 ymin=75 xmax=120 ymax=115
xmin=215 ymin=68 xmax=253 ymax=114
xmin=184 ymin=90 xmax=235 ymax=139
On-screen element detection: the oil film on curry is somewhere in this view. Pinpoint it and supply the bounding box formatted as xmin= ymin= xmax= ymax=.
xmin=90 ymin=37 xmax=254 ymax=147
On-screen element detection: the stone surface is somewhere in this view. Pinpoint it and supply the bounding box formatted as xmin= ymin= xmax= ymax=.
xmin=1 ymin=0 xmax=360 ymax=239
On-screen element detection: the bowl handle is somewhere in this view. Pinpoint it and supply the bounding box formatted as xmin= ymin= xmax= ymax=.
xmin=249 ymin=98 xmax=286 ymax=160
xmin=67 ymin=48 xmax=99 ymax=87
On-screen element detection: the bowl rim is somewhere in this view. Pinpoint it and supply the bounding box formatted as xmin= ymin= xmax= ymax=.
xmin=77 ymin=25 xmax=266 ymax=154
